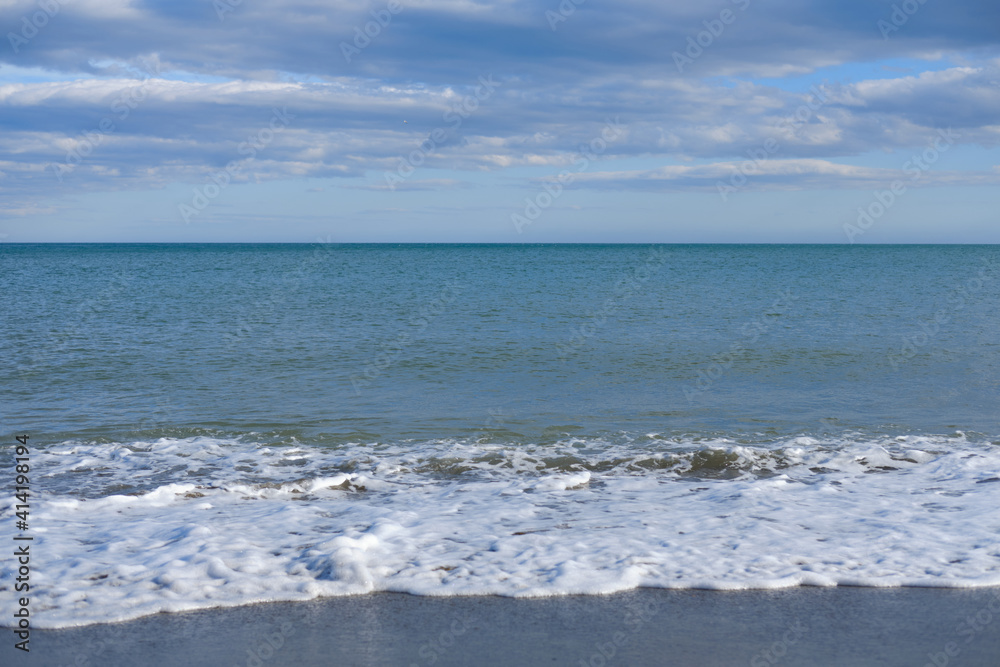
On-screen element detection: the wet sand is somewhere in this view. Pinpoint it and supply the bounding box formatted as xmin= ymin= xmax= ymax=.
xmin=5 ymin=587 xmax=1000 ymax=666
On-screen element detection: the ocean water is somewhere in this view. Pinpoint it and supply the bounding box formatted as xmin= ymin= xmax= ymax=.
xmin=2 ymin=243 xmax=1000 ymax=628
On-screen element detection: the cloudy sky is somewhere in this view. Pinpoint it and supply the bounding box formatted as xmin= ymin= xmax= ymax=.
xmin=1 ymin=0 xmax=998 ymax=242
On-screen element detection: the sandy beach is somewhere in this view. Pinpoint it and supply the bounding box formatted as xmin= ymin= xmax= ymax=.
xmin=5 ymin=586 xmax=1000 ymax=666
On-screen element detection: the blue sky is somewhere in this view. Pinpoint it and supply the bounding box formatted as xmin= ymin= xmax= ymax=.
xmin=1 ymin=0 xmax=998 ymax=242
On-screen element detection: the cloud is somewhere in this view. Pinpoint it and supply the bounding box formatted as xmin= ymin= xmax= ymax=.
xmin=354 ymin=178 xmax=476 ymax=191
xmin=0 ymin=0 xmax=998 ymax=214
xmin=4 ymin=1 xmax=998 ymax=81
xmin=562 ymin=158 xmax=1000 ymax=193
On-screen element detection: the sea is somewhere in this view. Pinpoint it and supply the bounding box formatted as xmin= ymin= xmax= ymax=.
xmin=2 ymin=243 xmax=1000 ymax=628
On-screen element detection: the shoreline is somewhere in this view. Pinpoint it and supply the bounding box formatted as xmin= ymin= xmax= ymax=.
xmin=5 ymin=586 xmax=1000 ymax=666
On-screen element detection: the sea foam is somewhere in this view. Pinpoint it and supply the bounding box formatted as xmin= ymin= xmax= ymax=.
xmin=3 ymin=433 xmax=1000 ymax=628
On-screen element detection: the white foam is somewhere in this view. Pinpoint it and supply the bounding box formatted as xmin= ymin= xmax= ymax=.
xmin=3 ymin=433 xmax=1000 ymax=628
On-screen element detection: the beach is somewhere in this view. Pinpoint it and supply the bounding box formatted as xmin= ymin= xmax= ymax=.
xmin=5 ymin=587 xmax=1000 ymax=666
xmin=3 ymin=244 xmax=1000 ymax=665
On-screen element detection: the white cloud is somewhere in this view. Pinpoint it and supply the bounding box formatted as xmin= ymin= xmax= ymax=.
xmin=565 ymin=159 xmax=1000 ymax=192
xmin=1 ymin=0 xmax=998 ymax=214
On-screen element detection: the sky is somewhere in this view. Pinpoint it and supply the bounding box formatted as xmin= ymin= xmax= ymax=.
xmin=0 ymin=0 xmax=998 ymax=243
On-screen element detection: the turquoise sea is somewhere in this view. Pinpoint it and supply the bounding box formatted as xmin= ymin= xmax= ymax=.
xmin=3 ymin=244 xmax=1000 ymax=627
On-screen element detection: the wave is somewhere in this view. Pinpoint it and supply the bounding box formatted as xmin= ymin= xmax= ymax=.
xmin=2 ymin=432 xmax=999 ymax=628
